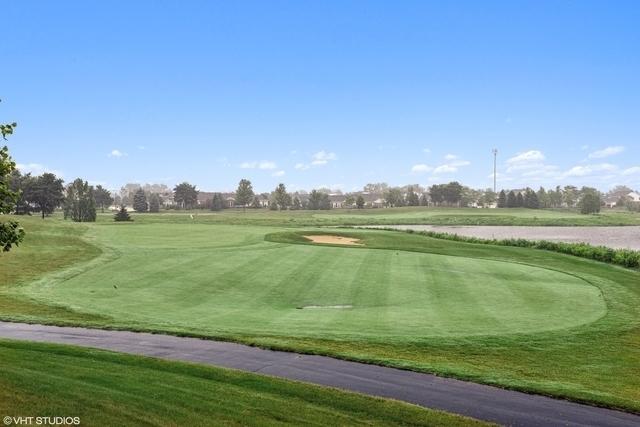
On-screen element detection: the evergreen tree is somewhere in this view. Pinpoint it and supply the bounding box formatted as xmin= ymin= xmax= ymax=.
xmin=133 ymin=188 xmax=148 ymax=212
xmin=273 ymin=183 xmax=291 ymax=210
xmin=497 ymin=190 xmax=507 ymax=208
xmin=537 ymin=187 xmax=549 ymax=208
xmin=524 ymin=188 xmax=539 ymax=209
xmin=506 ymin=190 xmax=517 ymax=208
xmin=235 ymin=179 xmax=254 ymax=211
xmin=149 ymin=193 xmax=161 ymax=213
xmin=64 ymin=179 xmax=97 ymax=222
xmin=208 ymin=193 xmax=223 ymax=211
xmin=516 ymin=192 xmax=524 ymax=207
xmin=419 ymin=193 xmax=429 ymax=206
xmin=114 ymin=206 xmax=132 ymax=221
xmin=356 ymin=195 xmax=365 ymax=209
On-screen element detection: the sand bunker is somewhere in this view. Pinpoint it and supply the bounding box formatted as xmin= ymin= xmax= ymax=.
xmin=304 ymin=235 xmax=363 ymax=246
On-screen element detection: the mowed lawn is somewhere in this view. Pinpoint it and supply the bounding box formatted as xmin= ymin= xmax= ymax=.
xmin=102 ymin=206 xmax=640 ymax=226
xmin=19 ymin=223 xmax=605 ymax=339
xmin=2 ymin=213 xmax=640 ymax=413
xmin=0 ymin=340 xmax=487 ymax=427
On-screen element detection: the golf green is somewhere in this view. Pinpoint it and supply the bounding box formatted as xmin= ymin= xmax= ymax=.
xmin=19 ymin=223 xmax=605 ymax=340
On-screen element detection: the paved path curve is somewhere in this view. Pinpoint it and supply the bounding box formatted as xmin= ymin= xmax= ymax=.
xmin=365 ymin=225 xmax=640 ymax=250
xmin=1 ymin=322 xmax=639 ymax=427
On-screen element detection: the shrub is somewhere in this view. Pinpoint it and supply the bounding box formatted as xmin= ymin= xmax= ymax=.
xmin=114 ymin=206 xmax=133 ymax=222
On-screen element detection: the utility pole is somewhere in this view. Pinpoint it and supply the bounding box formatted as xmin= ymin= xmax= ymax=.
xmin=492 ymin=149 xmax=498 ymax=193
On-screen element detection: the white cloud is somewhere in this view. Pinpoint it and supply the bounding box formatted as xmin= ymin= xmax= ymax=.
xmin=311 ymin=150 xmax=337 ymax=166
xmin=433 ymin=164 xmax=458 ymax=174
xmin=108 ymin=149 xmax=126 ymax=158
xmin=507 ymin=150 xmax=545 ymax=165
xmin=450 ymin=160 xmax=470 ymax=167
xmin=588 ymin=146 xmax=625 ymax=159
xmin=622 ymin=166 xmax=640 ymax=176
xmin=295 ymin=150 xmax=337 ymax=170
xmin=16 ymin=163 xmax=62 ymax=177
xmin=422 ymin=148 xmax=431 ymax=154
xmin=563 ymin=163 xmax=617 ymax=177
xmin=430 ymin=158 xmax=471 ymax=175
xmin=258 ymin=161 xmax=277 ymax=170
xmin=272 ymin=170 xmax=285 ymax=177
xmin=240 ymin=160 xmax=277 ymax=170
xmin=411 ymin=164 xmax=433 ymax=174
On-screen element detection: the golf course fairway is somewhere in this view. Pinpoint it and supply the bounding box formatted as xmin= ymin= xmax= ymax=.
xmin=17 ymin=223 xmax=606 ymax=339
xmin=2 ymin=215 xmax=639 ymax=413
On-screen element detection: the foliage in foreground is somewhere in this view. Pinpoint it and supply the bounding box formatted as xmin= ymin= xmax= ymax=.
xmin=0 ymin=100 xmax=24 ymax=251
xmin=384 ymin=228 xmax=640 ymax=269
xmin=0 ymin=340 xmax=488 ymax=427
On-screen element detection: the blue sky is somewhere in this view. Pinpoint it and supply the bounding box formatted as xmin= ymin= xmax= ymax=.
xmin=3 ymin=1 xmax=639 ymax=193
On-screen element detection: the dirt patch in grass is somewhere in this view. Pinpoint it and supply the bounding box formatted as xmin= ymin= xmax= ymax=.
xmin=303 ymin=235 xmax=363 ymax=246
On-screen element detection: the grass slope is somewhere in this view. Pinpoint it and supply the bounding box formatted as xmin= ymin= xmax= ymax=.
xmin=0 ymin=340 xmax=488 ymax=426
xmin=2 ymin=214 xmax=640 ymax=413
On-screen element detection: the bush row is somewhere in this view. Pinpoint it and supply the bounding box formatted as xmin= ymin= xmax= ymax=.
xmin=396 ymin=229 xmax=640 ymax=269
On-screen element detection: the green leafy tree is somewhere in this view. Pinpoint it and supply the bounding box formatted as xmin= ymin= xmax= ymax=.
xmin=384 ymin=188 xmax=405 ymax=207
xmin=0 ymin=101 xmax=25 ymax=251
xmin=443 ymin=182 xmax=464 ymax=206
xmin=579 ymin=190 xmax=601 ymax=214
xmin=356 ymin=195 xmax=365 ymax=209
xmin=8 ymin=170 xmax=34 ymax=215
xmin=94 ymin=185 xmax=114 ymax=213
xmin=345 ymin=196 xmax=355 ymax=208
xmin=537 ymin=187 xmax=549 ymax=208
xmin=114 ymin=206 xmax=132 ymax=221
xmin=480 ymin=189 xmax=497 ymax=207
xmin=291 ymin=196 xmax=302 ymax=210
xmin=429 ymin=184 xmax=445 ymax=206
xmin=273 ymin=183 xmax=291 ymax=210
xmin=563 ymin=185 xmax=578 ymax=207
xmin=31 ymin=173 xmax=65 ymax=219
xmin=173 ymin=182 xmax=198 ymax=209
xmin=64 ymin=179 xmax=97 ymax=222
xmin=250 ymin=196 xmax=262 ymax=209
xmin=308 ymin=190 xmax=331 ymax=210
xmin=406 ymin=186 xmax=420 ymax=206
xmin=419 ymin=193 xmax=429 ymax=206
xmin=235 ymin=179 xmax=254 ymax=211
xmin=133 ymin=188 xmax=148 ymax=212
xmin=149 ymin=193 xmax=161 ymax=213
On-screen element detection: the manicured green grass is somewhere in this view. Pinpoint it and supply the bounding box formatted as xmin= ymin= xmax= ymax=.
xmin=0 ymin=340 xmax=488 ymax=426
xmin=93 ymin=206 xmax=640 ymax=226
xmin=3 ymin=214 xmax=640 ymax=413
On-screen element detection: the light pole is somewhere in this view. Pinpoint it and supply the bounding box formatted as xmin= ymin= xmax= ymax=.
xmin=492 ymin=149 xmax=498 ymax=193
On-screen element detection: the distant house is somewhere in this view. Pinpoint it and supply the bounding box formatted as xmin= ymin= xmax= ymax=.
xmin=629 ymin=191 xmax=640 ymax=203
xmin=328 ymin=194 xmax=346 ymax=209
